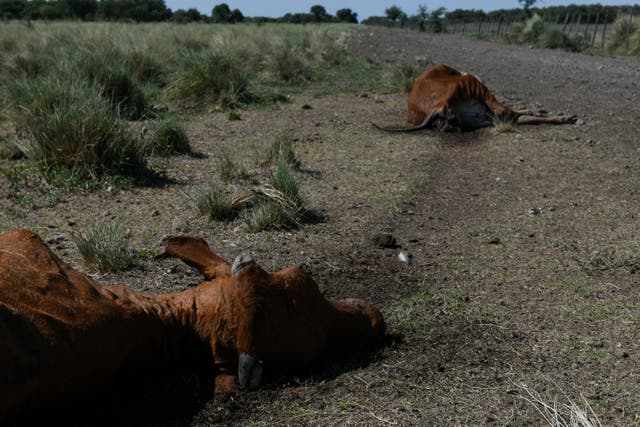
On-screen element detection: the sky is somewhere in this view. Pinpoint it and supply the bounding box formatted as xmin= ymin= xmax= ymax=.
xmin=166 ymin=0 xmax=639 ymax=19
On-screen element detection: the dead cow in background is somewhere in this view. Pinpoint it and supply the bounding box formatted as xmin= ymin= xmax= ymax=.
xmin=374 ymin=64 xmax=576 ymax=132
xmin=0 ymin=229 xmax=385 ymax=421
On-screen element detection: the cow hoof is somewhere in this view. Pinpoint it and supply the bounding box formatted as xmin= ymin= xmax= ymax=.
xmin=232 ymin=253 xmax=255 ymax=276
xmin=238 ymin=353 xmax=263 ymax=389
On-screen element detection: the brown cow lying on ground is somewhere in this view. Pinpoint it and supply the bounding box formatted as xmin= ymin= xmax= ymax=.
xmin=0 ymin=229 xmax=385 ymax=421
xmin=374 ymin=63 xmax=576 ymax=132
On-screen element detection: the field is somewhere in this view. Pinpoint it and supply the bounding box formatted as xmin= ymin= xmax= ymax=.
xmin=1 ymin=22 xmax=640 ymax=426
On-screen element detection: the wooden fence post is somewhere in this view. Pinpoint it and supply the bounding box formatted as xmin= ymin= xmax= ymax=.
xmin=592 ymin=12 xmax=600 ymax=46
xmin=601 ymin=12 xmax=608 ymax=48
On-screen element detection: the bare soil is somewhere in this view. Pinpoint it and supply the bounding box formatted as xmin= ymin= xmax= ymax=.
xmin=2 ymin=27 xmax=640 ymax=426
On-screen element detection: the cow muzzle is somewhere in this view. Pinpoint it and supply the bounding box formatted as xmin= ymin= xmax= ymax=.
xmin=238 ymin=353 xmax=263 ymax=389
xmin=232 ymin=253 xmax=256 ymax=276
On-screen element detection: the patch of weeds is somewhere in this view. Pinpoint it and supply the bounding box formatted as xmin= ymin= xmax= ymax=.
xmin=515 ymin=380 xmax=603 ymax=427
xmin=146 ymin=119 xmax=191 ymax=156
xmin=256 ymin=132 xmax=301 ymax=170
xmin=227 ymin=110 xmax=241 ymax=121
xmin=188 ymin=186 xmax=239 ymax=222
xmin=389 ymin=63 xmax=420 ymax=93
xmin=72 ymin=222 xmax=137 ymax=272
xmin=0 ymin=136 xmax=23 ymax=160
xmin=167 ymin=51 xmax=250 ymax=108
xmin=218 ymin=152 xmax=249 ymax=184
xmin=491 ymin=115 xmax=515 ymax=134
xmin=386 ymin=290 xmax=434 ymax=333
xmin=581 ymin=248 xmax=640 ymax=276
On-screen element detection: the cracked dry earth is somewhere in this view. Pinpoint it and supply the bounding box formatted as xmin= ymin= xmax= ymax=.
xmin=2 ymin=26 xmax=640 ymax=426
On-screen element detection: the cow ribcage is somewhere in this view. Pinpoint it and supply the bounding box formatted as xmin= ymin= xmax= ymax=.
xmin=449 ymin=98 xmax=491 ymax=129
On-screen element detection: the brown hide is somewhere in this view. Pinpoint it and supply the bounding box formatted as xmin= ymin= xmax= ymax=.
xmin=376 ymin=64 xmax=575 ymax=132
xmin=0 ymin=229 xmax=384 ymax=420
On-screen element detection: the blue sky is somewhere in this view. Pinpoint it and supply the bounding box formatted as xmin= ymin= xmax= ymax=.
xmin=166 ymin=0 xmax=639 ymax=19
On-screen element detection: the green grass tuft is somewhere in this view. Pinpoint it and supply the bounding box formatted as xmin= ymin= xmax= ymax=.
xmin=189 ymin=186 xmax=239 ymax=221
xmin=72 ymin=222 xmax=137 ymax=272
xmin=146 ymin=119 xmax=191 ymax=156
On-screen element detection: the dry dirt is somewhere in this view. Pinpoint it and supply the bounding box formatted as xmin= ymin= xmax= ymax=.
xmin=2 ymin=26 xmax=640 ymax=426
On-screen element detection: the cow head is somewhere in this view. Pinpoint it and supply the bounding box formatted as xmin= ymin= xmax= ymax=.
xmin=159 ymin=237 xmax=385 ymax=390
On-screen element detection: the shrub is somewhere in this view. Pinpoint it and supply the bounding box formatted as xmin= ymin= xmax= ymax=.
xmin=608 ymin=15 xmax=638 ymax=49
xmin=256 ymin=132 xmax=301 ymax=169
xmin=167 ymin=51 xmax=250 ymax=107
xmin=520 ymin=14 xmax=544 ymax=44
xmin=539 ymin=29 xmax=588 ymax=52
xmin=146 ymin=119 xmax=191 ymax=156
xmin=73 ymin=222 xmax=137 ymax=272
xmin=7 ymin=76 xmax=147 ymax=179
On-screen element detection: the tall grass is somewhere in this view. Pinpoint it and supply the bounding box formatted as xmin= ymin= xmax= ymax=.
xmin=0 ymin=22 xmax=353 ymax=183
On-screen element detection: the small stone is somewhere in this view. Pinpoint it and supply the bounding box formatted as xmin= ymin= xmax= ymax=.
xmin=528 ymin=207 xmax=543 ymax=215
xmin=166 ymin=265 xmax=179 ymax=274
xmin=622 ymin=351 xmax=630 ymax=358
xmin=151 ymin=209 xmax=160 ymax=217
xmin=301 ymin=104 xmax=312 ymax=110
xmin=152 ymin=104 xmax=169 ymax=113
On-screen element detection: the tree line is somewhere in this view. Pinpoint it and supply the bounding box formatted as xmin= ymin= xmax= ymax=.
xmin=362 ymin=3 xmax=640 ymax=29
xmin=0 ymin=1 xmax=358 ymax=23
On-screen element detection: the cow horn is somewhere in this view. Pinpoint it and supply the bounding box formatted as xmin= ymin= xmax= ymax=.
xmin=232 ymin=253 xmax=255 ymax=276
xmin=238 ymin=353 xmax=263 ymax=389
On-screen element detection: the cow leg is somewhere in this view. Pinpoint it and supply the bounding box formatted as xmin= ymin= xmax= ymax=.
xmin=516 ymin=115 xmax=577 ymax=125
xmin=156 ymin=236 xmax=231 ymax=279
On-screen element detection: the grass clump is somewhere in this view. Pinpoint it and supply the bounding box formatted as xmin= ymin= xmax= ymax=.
xmin=256 ymin=132 xmax=301 ymax=170
xmin=539 ymin=29 xmax=587 ymax=52
xmin=264 ymin=46 xmax=312 ymax=83
xmin=491 ymin=115 xmax=516 ymax=133
xmin=0 ymin=136 xmax=23 ymax=160
xmin=607 ymin=16 xmax=640 ymax=54
xmin=8 ymin=77 xmax=147 ymax=179
xmin=72 ymin=222 xmax=137 ymax=272
xmin=244 ymin=198 xmax=299 ymax=233
xmin=269 ymin=160 xmax=303 ymax=208
xmin=167 ymin=51 xmax=250 ymax=108
xmin=146 ymin=119 xmax=191 ymax=156
xmin=390 ymin=63 xmax=420 ymax=93
xmin=227 ymin=110 xmax=241 ymax=121
xmin=244 ymin=161 xmax=304 ymax=232
xmin=218 ymin=152 xmax=249 ymax=184
xmin=189 ymin=186 xmax=239 ymax=221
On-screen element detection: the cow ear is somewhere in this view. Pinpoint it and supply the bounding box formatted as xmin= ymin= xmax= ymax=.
xmin=156 ymin=236 xmax=230 ymax=280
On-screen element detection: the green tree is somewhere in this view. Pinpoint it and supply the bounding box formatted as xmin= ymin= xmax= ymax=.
xmin=212 ymin=2 xmax=231 ymax=22
xmin=519 ymin=0 xmax=537 ymax=16
xmin=336 ymin=8 xmax=357 ymax=23
xmin=385 ymin=5 xmax=404 ymax=22
xmin=0 ymin=0 xmax=27 ymax=19
xmin=229 ymin=8 xmax=244 ymax=23
xmin=310 ymin=4 xmax=327 ymax=22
